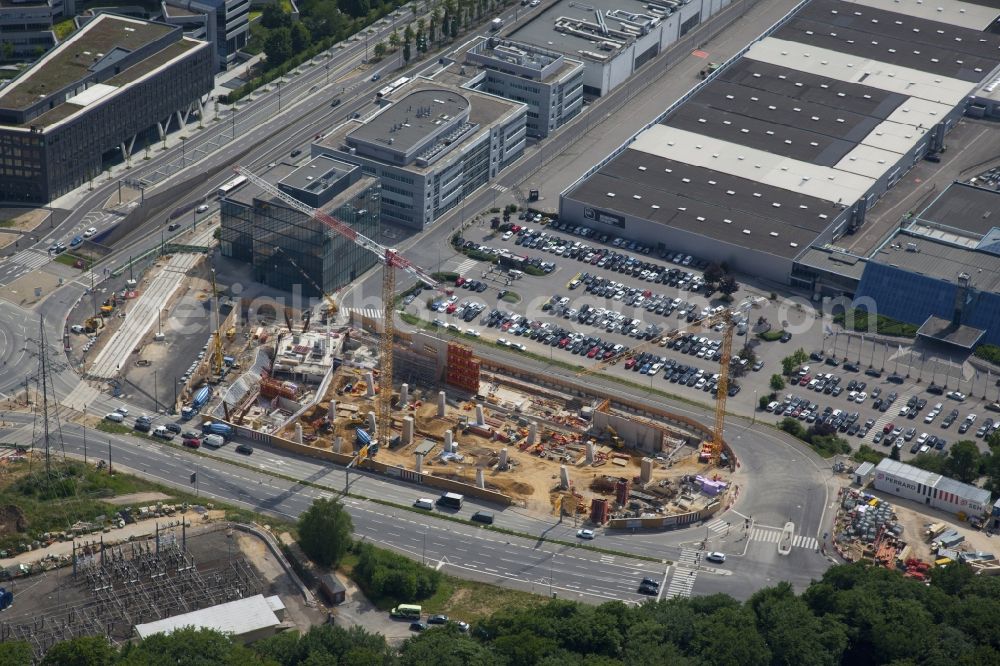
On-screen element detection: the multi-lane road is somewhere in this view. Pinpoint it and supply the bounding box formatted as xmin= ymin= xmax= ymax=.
xmin=0 ymin=0 xmax=838 ymax=603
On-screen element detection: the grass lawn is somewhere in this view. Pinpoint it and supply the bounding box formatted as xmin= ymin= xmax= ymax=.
xmin=338 ymin=550 xmax=546 ymax=624
xmin=500 ymin=291 xmax=520 ymax=303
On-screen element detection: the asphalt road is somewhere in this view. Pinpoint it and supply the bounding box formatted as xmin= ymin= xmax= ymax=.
xmin=0 ymin=0 xmax=838 ymax=604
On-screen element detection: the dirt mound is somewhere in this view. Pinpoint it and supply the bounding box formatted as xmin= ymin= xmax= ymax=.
xmin=0 ymin=505 xmax=27 ymax=536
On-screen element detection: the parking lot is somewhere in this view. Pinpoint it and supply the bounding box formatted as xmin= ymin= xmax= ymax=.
xmin=403 ymin=213 xmax=1000 ymax=466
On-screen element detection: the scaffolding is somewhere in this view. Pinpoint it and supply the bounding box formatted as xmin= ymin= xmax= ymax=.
xmin=0 ymin=527 xmax=263 ymax=660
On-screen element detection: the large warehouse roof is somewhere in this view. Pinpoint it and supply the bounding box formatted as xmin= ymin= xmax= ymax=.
xmin=914 ymin=182 xmax=1000 ymax=237
xmin=869 ymin=232 xmax=1000 ymax=292
xmin=134 ymin=594 xmax=284 ymax=639
xmin=562 ymin=0 xmax=1000 ymax=272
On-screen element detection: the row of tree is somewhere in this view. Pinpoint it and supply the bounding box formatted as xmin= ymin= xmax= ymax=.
xmin=10 ymin=562 xmax=1000 ymax=665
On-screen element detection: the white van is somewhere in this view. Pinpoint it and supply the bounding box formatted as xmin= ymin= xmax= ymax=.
xmin=104 ymin=412 xmax=124 ymax=423
xmin=413 ymin=498 xmax=434 ymax=510
xmin=203 ymin=434 xmax=225 ymax=447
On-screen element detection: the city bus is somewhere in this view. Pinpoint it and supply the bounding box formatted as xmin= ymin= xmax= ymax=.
xmin=390 ymin=604 xmax=422 ymax=619
xmin=217 ymin=175 xmax=247 ymax=198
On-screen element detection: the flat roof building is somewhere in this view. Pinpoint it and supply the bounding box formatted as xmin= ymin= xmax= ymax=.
xmin=134 ymin=594 xmax=286 ymax=642
xmin=162 ymin=0 xmax=250 ymax=72
xmin=874 ymin=458 xmax=992 ymax=516
xmin=560 ymin=0 xmax=1000 ymax=284
xmin=0 ymin=13 xmax=213 ymax=203
xmin=312 ymin=77 xmax=526 ymax=229
xmin=458 ymin=36 xmax=583 ymax=138
xmin=507 ymin=0 xmax=733 ymax=97
xmin=0 ymin=0 xmax=71 ymax=60
xmin=220 ymin=155 xmax=381 ymax=298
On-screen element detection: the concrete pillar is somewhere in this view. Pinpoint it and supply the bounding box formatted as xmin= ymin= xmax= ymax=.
xmin=367 ymin=411 xmax=377 ymax=434
xmin=437 ymin=390 xmax=447 ymax=417
xmin=559 ymin=465 xmax=569 ymax=490
xmin=499 ymin=448 xmax=508 ymax=469
xmin=444 ymin=429 xmax=453 ymax=452
xmin=640 ymin=458 xmax=653 ymax=484
xmin=415 ymin=453 xmax=423 ymax=474
xmin=156 ymin=120 xmax=167 ymax=141
xmin=294 ymin=423 xmax=303 ymax=444
xmin=402 ymin=416 xmax=414 ymax=445
xmin=328 ymin=400 xmax=337 ymax=420
xmin=399 ymin=383 xmax=409 ymax=407
xmin=365 ymin=372 xmax=376 ymax=397
xmin=475 ymin=404 xmax=485 ymax=426
xmin=334 ymin=436 xmax=344 ymax=453
xmin=586 ymin=441 xmax=595 ymax=464
xmin=476 ymin=468 xmax=485 ymax=489
xmin=528 ymin=422 xmax=538 ymax=445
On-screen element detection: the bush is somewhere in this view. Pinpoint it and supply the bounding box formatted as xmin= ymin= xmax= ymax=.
xmin=523 ymin=265 xmax=546 ymax=277
xmin=297 ymin=498 xmax=352 ymax=567
xmin=759 ymin=329 xmax=784 ymax=342
xmin=778 ymin=418 xmax=851 ymax=458
xmin=431 ymin=272 xmax=459 ymax=282
xmin=851 ymin=445 xmax=885 ymax=465
xmin=352 ymin=542 xmax=441 ymax=603
xmin=833 ymin=309 xmax=917 ymax=338
xmin=770 ymin=374 xmax=785 ymax=391
xmin=974 ymin=344 xmax=1000 ymax=366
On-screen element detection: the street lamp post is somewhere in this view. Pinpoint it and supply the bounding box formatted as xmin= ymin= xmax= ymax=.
xmin=154 ymin=370 xmax=159 ymax=413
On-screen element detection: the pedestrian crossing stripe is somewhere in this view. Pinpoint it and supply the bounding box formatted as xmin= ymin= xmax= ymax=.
xmin=453 ymin=258 xmax=478 ymax=275
xmin=751 ymin=528 xmax=818 ymax=549
xmin=9 ymin=250 xmax=50 ymax=270
xmin=704 ymin=518 xmax=728 ymax=533
xmin=677 ymin=548 xmax=698 ymax=565
xmin=352 ymin=308 xmax=383 ymax=320
xmin=664 ymin=570 xmax=697 ymax=598
xmin=491 ymin=184 xmax=509 ymax=193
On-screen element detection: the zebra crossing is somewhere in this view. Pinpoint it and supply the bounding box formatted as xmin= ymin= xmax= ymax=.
xmin=599 ymin=554 xmax=615 ymax=564
xmin=703 ymin=518 xmax=730 ymax=534
xmin=60 ymin=382 xmax=101 ymax=411
xmin=74 ymin=270 xmax=105 ymax=288
xmin=351 ymin=308 xmax=384 ymax=320
xmin=750 ymin=527 xmax=819 ymax=550
xmin=453 ymin=258 xmax=478 ymax=275
xmin=9 ymin=249 xmax=50 ymax=270
xmin=491 ymin=184 xmax=509 ymax=193
xmin=664 ymin=550 xmax=700 ymax=598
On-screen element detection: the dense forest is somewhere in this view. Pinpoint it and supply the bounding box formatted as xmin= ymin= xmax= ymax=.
xmin=4 ymin=562 xmax=1000 ymax=665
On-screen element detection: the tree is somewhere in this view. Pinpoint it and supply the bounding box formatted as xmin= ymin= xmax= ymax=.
xmin=450 ymin=15 xmax=459 ymax=38
xmin=264 ymin=27 xmax=293 ymax=68
xmin=339 ymin=0 xmax=371 ymax=18
xmin=291 ymin=22 xmax=312 ymax=53
xmin=261 ymin=3 xmax=292 ymax=29
xmin=373 ymin=41 xmax=387 ymax=58
xmin=719 ymin=275 xmax=739 ymax=296
xmin=403 ymin=40 xmax=412 ymax=62
xmin=0 ymin=642 xmax=33 ymax=666
xmin=401 ymin=625 xmax=502 ymax=666
xmin=404 ymin=24 xmax=415 ymax=43
xmin=781 ymin=348 xmax=809 ymax=376
xmin=890 ymin=443 xmax=901 ymax=460
xmin=389 ymin=29 xmax=401 ymax=49
xmin=298 ymin=497 xmax=353 ymax=567
xmin=946 ymin=440 xmax=982 ymax=484
xmin=40 ymin=636 xmax=115 ymax=666
xmin=704 ymin=262 xmax=724 ymax=285
xmin=770 ymin=374 xmax=785 ymax=391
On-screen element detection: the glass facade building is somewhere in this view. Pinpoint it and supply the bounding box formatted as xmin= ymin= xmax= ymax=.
xmin=220 ymin=158 xmax=381 ymax=298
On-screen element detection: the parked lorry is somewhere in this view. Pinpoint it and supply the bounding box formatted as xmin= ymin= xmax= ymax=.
xmin=201 ymin=421 xmax=234 ymax=440
xmin=181 ymin=387 xmax=212 ymax=420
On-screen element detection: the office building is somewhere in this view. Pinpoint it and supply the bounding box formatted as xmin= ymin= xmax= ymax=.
xmin=460 ymin=36 xmax=583 ymax=138
xmin=0 ymin=0 xmax=72 ymax=59
xmin=0 ymin=13 xmax=213 ymax=203
xmin=161 ymin=0 xmax=249 ymax=71
xmin=559 ymin=0 xmax=1000 ymax=284
xmin=508 ymin=0 xmax=733 ymax=97
xmin=312 ymin=78 xmax=526 ymax=229
xmin=220 ymin=155 xmax=381 ymax=297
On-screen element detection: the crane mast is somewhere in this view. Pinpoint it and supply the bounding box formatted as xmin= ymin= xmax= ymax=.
xmin=235 ymin=166 xmax=439 ymax=451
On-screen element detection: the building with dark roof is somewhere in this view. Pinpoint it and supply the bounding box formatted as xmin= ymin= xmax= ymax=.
xmin=0 ymin=13 xmax=213 ymax=203
xmin=220 ymin=155 xmax=381 ymax=297
xmin=851 ymin=182 xmax=1000 ymax=347
xmin=560 ymin=0 xmax=1000 ymax=283
xmin=312 ymin=77 xmax=526 ymax=229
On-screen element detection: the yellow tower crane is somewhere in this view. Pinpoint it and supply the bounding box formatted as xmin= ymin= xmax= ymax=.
xmin=210 ymin=268 xmax=224 ymax=378
xmin=236 ymin=166 xmax=439 ymax=453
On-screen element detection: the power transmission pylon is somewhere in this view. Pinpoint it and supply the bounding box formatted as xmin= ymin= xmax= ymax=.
xmin=31 ymin=316 xmax=64 ymax=475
